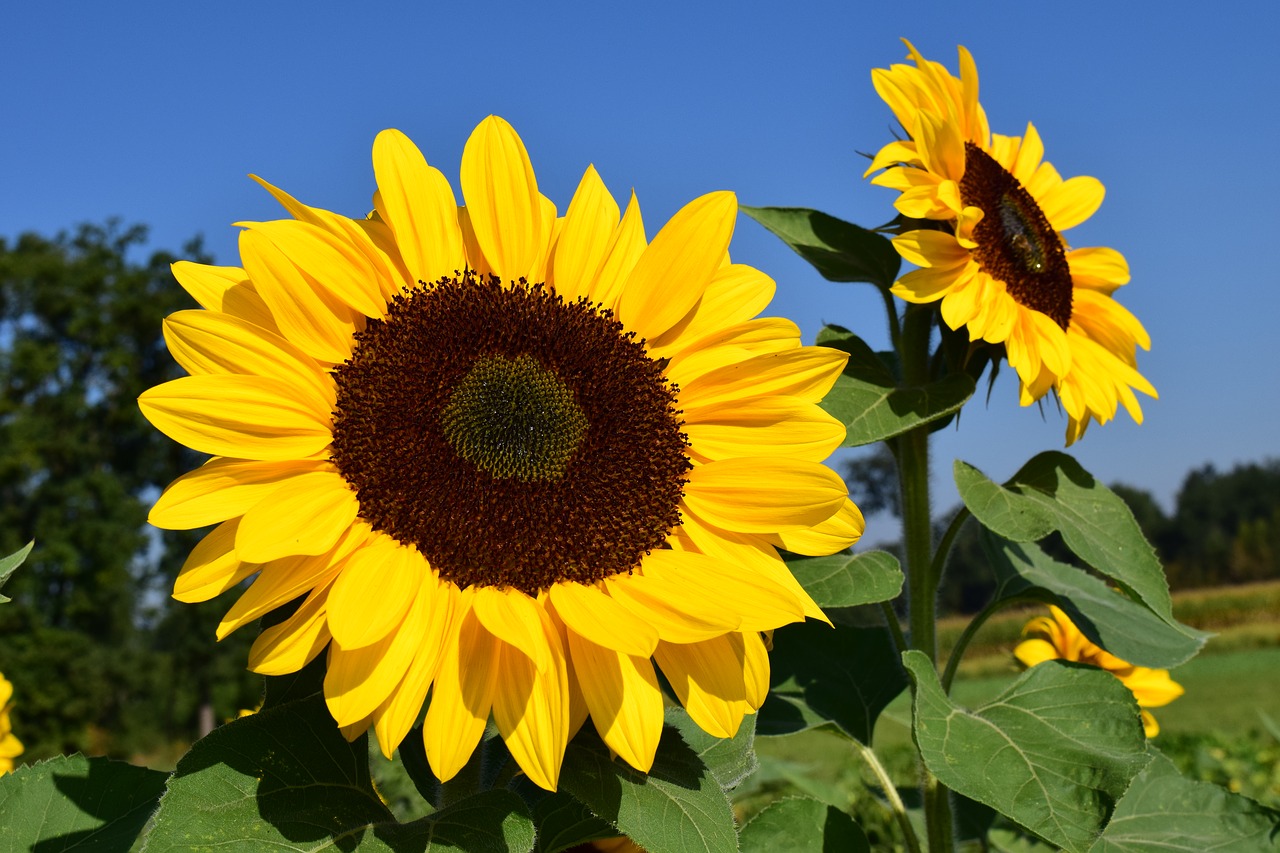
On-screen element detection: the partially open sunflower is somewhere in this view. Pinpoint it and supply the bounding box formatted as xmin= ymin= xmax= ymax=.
xmin=140 ymin=116 xmax=862 ymax=791
xmin=867 ymin=41 xmax=1155 ymax=444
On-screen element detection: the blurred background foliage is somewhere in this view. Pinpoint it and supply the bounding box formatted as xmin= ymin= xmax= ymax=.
xmin=0 ymin=222 xmax=1274 ymax=813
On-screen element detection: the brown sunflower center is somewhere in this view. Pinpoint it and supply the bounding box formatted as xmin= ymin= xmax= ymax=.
xmin=959 ymin=142 xmax=1073 ymax=329
xmin=329 ymin=272 xmax=690 ymax=596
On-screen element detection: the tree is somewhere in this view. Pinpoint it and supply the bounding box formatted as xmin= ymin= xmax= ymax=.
xmin=0 ymin=222 xmax=260 ymax=758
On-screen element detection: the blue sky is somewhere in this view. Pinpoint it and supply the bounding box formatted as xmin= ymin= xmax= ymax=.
xmin=4 ymin=2 xmax=1277 ymax=534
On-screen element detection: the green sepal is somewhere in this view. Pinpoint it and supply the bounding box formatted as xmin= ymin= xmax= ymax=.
xmin=741 ymin=206 xmax=900 ymax=289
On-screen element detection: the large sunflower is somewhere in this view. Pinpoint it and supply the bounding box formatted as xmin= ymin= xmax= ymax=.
xmin=1015 ymin=605 xmax=1183 ymax=737
xmin=140 ymin=116 xmax=862 ymax=791
xmin=866 ymin=41 xmax=1155 ymax=444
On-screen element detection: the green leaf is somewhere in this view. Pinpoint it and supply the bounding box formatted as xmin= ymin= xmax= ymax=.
xmin=954 ymin=454 xmax=1209 ymax=651
xmin=818 ymin=326 xmax=975 ymax=446
xmin=786 ymin=550 xmax=904 ymax=608
xmin=759 ymin=614 xmax=907 ymax=744
xmin=531 ymin=792 xmax=617 ymax=853
xmin=1090 ymin=751 xmax=1280 ymax=852
xmin=142 ymin=690 xmax=534 ymax=852
xmin=738 ymin=798 xmax=870 ymax=853
xmin=557 ymin=725 xmax=737 ymax=853
xmin=984 ymin=533 xmax=1204 ymax=668
xmin=665 ymin=706 xmax=758 ymax=791
xmin=741 ymin=206 xmax=901 ymax=288
xmin=904 ymin=651 xmax=1151 ymax=853
xmin=0 ymin=754 xmax=167 ymax=852
xmin=0 ymin=540 xmax=33 ymax=604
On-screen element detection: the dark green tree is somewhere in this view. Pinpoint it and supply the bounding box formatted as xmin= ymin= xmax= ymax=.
xmin=0 ymin=222 xmax=260 ymax=759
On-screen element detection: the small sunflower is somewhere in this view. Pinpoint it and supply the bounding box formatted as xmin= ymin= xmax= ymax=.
xmin=0 ymin=672 xmax=22 ymax=774
xmin=866 ymin=41 xmax=1156 ymax=444
xmin=140 ymin=116 xmax=862 ymax=791
xmin=1015 ymin=605 xmax=1183 ymax=737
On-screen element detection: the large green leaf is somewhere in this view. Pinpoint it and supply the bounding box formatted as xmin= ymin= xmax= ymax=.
xmin=954 ymin=454 xmax=1208 ymax=650
xmin=0 ymin=754 xmax=167 ymax=852
xmin=530 ymin=793 xmax=616 ymax=853
xmin=665 ymin=707 xmax=758 ymax=792
xmin=0 ymin=540 xmax=33 ymax=604
xmin=141 ymin=691 xmax=534 ymax=852
xmin=786 ymin=550 xmax=904 ymax=608
xmin=738 ymin=798 xmax=870 ymax=853
xmin=1090 ymin=751 xmax=1280 ymax=852
xmin=741 ymin=206 xmax=901 ymax=288
xmin=818 ymin=326 xmax=975 ymax=446
xmin=983 ymin=533 xmax=1205 ymax=668
xmin=557 ymin=724 xmax=737 ymax=853
xmin=758 ymin=613 xmax=907 ymax=744
xmin=904 ymin=651 xmax=1151 ymax=853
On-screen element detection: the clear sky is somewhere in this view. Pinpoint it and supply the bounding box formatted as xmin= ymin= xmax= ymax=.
xmin=4 ymin=2 xmax=1277 ymax=536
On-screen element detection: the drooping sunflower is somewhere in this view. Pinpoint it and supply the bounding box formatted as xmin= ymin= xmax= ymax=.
xmin=0 ymin=672 xmax=22 ymax=775
xmin=140 ymin=116 xmax=862 ymax=791
xmin=866 ymin=41 xmax=1156 ymax=444
xmin=1015 ymin=605 xmax=1183 ymax=737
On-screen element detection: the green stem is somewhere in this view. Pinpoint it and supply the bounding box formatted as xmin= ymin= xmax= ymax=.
xmin=855 ymin=740 xmax=922 ymax=853
xmin=897 ymin=305 xmax=954 ymax=853
xmin=879 ymin=286 xmax=903 ymax=355
xmin=929 ymin=507 xmax=971 ymax=601
xmin=941 ymin=593 xmax=1039 ymax=693
xmin=879 ymin=600 xmax=908 ymax=658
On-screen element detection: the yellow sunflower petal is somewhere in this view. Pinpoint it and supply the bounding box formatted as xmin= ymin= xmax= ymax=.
xmin=642 ymin=549 xmax=806 ymax=632
xmin=172 ymin=519 xmax=256 ymax=603
xmin=649 ymin=263 xmax=776 ymax=353
xmin=605 ymin=572 xmax=739 ymax=644
xmin=371 ymin=129 xmax=465 ymax=285
xmin=170 ymin=262 xmax=277 ymax=333
xmin=1014 ymin=637 xmax=1062 ymax=668
xmin=565 ymin=631 xmax=663 ymax=772
xmin=683 ymin=457 xmax=847 ymax=533
xmin=1120 ymin=667 xmax=1185 ymax=709
xmin=1067 ymin=246 xmax=1131 ymax=294
xmin=741 ymin=631 xmax=771 ymax=710
xmin=548 ymin=581 xmax=659 ymax=658
xmin=150 ymin=458 xmax=330 ymax=531
xmin=162 ymin=310 xmax=332 ymax=407
xmin=472 ymin=586 xmax=551 ymax=673
xmin=1038 ymin=175 xmax=1105 ymax=233
xmin=617 ymin=191 xmax=736 ymax=342
xmin=238 ymin=219 xmax=387 ymax=319
xmin=683 ymin=395 xmax=845 ymax=463
xmin=325 ymin=577 xmax=431 ymax=727
xmin=371 ymin=577 xmax=457 ymax=758
xmin=587 ymin=190 xmax=647 ymax=311
xmin=491 ymin=607 xmax=570 ymax=792
xmin=460 ymin=116 xmax=545 ymax=283
xmin=679 ymin=346 xmax=848 ymax=409
xmin=654 ymin=634 xmax=749 ymax=739
xmin=327 ymin=537 xmax=424 ymax=649
xmin=139 ymin=375 xmax=332 ymax=461
xmin=551 ymin=165 xmax=619 ymax=302
xmin=235 ymin=471 xmax=359 ymax=563
xmin=247 ymin=576 xmax=336 ymax=676
xmin=423 ymin=603 xmax=500 ymax=783
xmin=764 ymin=497 xmax=866 ymax=556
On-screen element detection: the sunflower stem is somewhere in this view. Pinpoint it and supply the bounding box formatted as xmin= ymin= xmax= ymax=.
xmin=897 ymin=305 xmax=955 ymax=853
xmin=855 ymin=740 xmax=922 ymax=853
xmin=941 ymin=592 xmax=1039 ymax=694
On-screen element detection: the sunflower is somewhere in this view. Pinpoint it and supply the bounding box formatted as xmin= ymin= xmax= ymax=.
xmin=140 ymin=116 xmax=862 ymax=791
xmin=866 ymin=41 xmax=1155 ymax=444
xmin=0 ymin=672 xmax=22 ymax=775
xmin=1015 ymin=605 xmax=1183 ymax=737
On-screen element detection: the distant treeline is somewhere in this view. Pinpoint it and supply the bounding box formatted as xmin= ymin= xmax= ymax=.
xmin=847 ymin=448 xmax=1280 ymax=614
